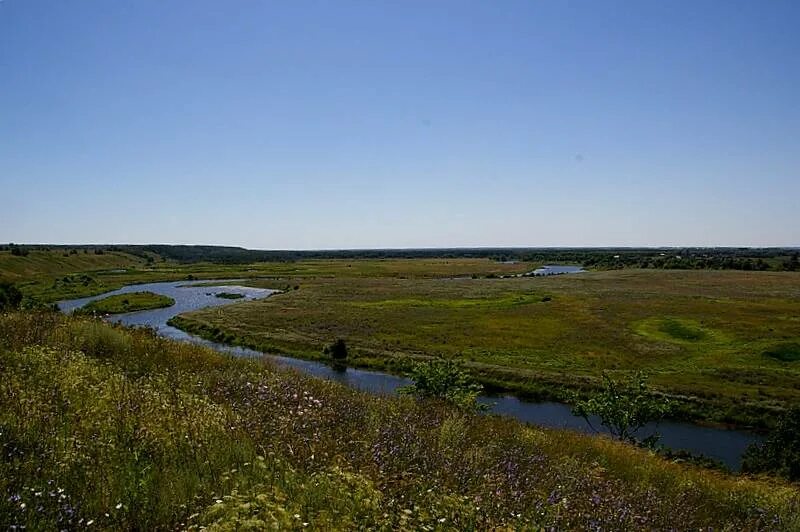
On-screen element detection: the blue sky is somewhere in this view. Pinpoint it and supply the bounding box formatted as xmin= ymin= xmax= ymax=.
xmin=2 ymin=0 xmax=798 ymax=248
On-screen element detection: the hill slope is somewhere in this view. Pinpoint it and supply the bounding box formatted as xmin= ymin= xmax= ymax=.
xmin=1 ymin=312 xmax=797 ymax=530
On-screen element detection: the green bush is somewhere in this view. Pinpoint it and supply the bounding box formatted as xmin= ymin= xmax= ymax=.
xmin=0 ymin=282 xmax=23 ymax=311
xmin=399 ymin=358 xmax=484 ymax=411
xmin=323 ymin=338 xmax=348 ymax=360
xmin=572 ymin=372 xmax=671 ymax=447
xmin=742 ymin=408 xmax=800 ymax=481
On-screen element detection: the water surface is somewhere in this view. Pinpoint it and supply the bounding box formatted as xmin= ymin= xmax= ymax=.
xmin=528 ymin=265 xmax=586 ymax=276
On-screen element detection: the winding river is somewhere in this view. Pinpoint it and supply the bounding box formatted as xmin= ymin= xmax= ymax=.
xmin=59 ymin=280 xmax=761 ymax=470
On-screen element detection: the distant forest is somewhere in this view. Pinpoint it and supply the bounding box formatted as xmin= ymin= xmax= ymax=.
xmin=2 ymin=243 xmax=798 ymax=272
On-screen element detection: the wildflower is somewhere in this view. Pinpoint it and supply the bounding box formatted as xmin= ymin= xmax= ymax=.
xmin=115 ymin=503 xmax=123 ymax=509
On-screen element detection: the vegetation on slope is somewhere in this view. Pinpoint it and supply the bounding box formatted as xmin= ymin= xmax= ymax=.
xmin=78 ymin=291 xmax=175 ymax=314
xmin=1 ymin=312 xmax=798 ymax=530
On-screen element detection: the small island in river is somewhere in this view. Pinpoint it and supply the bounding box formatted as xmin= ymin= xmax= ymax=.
xmin=79 ymin=291 xmax=175 ymax=314
xmin=214 ymin=292 xmax=245 ymax=299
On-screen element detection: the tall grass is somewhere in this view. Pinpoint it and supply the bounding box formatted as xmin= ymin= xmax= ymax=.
xmin=1 ymin=311 xmax=798 ymax=529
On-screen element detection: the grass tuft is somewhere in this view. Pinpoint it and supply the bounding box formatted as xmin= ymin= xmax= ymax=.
xmin=764 ymin=343 xmax=800 ymax=363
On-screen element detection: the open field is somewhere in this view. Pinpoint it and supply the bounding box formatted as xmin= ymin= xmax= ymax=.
xmin=173 ymin=268 xmax=800 ymax=428
xmin=1 ymin=311 xmax=798 ymax=530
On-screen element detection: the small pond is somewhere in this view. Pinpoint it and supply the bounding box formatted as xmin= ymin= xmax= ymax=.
xmin=528 ymin=265 xmax=586 ymax=276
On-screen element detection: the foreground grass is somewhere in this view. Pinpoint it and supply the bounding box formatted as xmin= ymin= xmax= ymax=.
xmin=1 ymin=312 xmax=799 ymax=530
xmin=78 ymin=291 xmax=175 ymax=314
xmin=175 ymin=269 xmax=800 ymax=428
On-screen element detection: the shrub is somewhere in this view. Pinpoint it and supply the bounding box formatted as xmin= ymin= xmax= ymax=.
xmin=0 ymin=282 xmax=23 ymax=311
xmin=742 ymin=408 xmax=800 ymax=481
xmin=323 ymin=338 xmax=348 ymax=360
xmin=572 ymin=372 xmax=671 ymax=447
xmin=399 ymin=358 xmax=484 ymax=411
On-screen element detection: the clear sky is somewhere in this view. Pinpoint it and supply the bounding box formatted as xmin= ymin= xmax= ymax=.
xmin=2 ymin=1 xmax=798 ymax=249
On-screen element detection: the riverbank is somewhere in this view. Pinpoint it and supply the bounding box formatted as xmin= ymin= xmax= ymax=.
xmin=165 ymin=313 xmax=774 ymax=439
xmin=1 ymin=311 xmax=796 ymax=530
xmin=170 ymin=270 xmax=800 ymax=430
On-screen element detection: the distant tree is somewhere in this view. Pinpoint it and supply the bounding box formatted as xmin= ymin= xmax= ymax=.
xmin=784 ymin=253 xmax=800 ymax=272
xmin=399 ymin=358 xmax=485 ymax=411
xmin=10 ymin=245 xmax=28 ymax=257
xmin=742 ymin=408 xmax=800 ymax=481
xmin=0 ymin=282 xmax=23 ymax=311
xmin=572 ymin=372 xmax=671 ymax=447
xmin=323 ymin=339 xmax=348 ymax=360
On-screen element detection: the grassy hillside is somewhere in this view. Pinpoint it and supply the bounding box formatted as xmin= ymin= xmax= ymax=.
xmin=173 ymin=269 xmax=800 ymax=428
xmin=0 ymin=250 xmax=146 ymax=281
xmin=1 ymin=311 xmax=798 ymax=530
xmin=0 ymin=250 xmax=156 ymax=303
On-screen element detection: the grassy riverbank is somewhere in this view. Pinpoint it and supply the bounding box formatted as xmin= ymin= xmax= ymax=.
xmin=1 ymin=311 xmax=798 ymax=530
xmin=78 ymin=291 xmax=175 ymax=314
xmin=173 ymin=269 xmax=800 ymax=429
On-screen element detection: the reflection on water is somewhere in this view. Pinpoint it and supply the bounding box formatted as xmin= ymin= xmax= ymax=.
xmin=60 ymin=280 xmax=760 ymax=470
xmin=529 ymin=265 xmax=586 ymax=276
